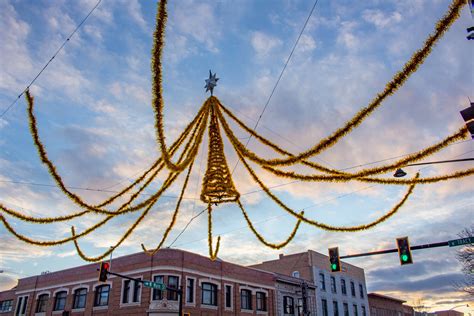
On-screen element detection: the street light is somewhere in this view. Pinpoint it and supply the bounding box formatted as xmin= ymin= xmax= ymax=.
xmin=393 ymin=158 xmax=474 ymax=177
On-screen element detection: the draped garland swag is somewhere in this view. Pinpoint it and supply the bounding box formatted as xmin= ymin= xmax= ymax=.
xmin=0 ymin=0 xmax=471 ymax=261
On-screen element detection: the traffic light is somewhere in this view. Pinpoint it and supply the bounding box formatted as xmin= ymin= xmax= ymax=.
xmin=396 ymin=237 xmax=413 ymax=265
xmin=460 ymin=102 xmax=474 ymax=138
xmin=328 ymin=247 xmax=341 ymax=272
xmin=98 ymin=262 xmax=109 ymax=282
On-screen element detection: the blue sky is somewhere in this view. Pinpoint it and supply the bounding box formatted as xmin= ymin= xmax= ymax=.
xmin=0 ymin=0 xmax=473 ymax=311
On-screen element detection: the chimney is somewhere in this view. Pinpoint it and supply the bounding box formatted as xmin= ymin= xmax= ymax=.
xmin=279 ymin=254 xmax=284 ymax=259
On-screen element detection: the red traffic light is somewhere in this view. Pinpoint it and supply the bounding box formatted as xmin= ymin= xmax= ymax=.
xmin=98 ymin=262 xmax=110 ymax=282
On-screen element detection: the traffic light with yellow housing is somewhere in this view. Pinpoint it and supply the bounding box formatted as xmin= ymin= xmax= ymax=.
xmin=396 ymin=237 xmax=413 ymax=265
xmin=328 ymin=247 xmax=341 ymax=272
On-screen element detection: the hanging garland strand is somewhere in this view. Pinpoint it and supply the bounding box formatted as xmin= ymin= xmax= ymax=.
xmin=151 ymin=0 xmax=195 ymax=173
xmin=236 ymin=146 xmax=418 ymax=232
xmin=2 ymin=105 xmax=208 ymax=224
xmin=218 ymin=100 xmax=469 ymax=178
xmin=218 ymin=101 xmax=344 ymax=175
xmin=71 ymin=116 xmax=207 ymax=262
xmin=141 ymin=160 xmax=196 ymax=255
xmin=237 ymin=200 xmax=303 ymax=249
xmin=207 ymin=203 xmax=221 ymax=260
xmin=1 ymin=108 xmax=208 ymax=247
xmin=217 ymin=101 xmax=471 ymax=185
xmin=222 ymin=0 xmax=466 ymax=167
xmin=25 ymin=89 xmax=208 ymax=215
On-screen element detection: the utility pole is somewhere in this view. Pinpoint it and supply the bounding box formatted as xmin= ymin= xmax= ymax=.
xmin=301 ymin=281 xmax=309 ymax=316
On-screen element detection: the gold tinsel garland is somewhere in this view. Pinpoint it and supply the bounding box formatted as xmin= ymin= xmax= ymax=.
xmin=3 ymin=0 xmax=471 ymax=261
xmin=218 ymin=0 xmax=466 ymax=167
xmin=207 ymin=203 xmax=221 ymax=260
xmin=200 ymin=98 xmax=240 ymax=204
xmin=218 ymin=101 xmax=469 ymax=179
xmin=237 ymin=200 xmax=303 ymax=249
xmin=2 ymin=105 xmax=208 ymax=225
xmin=236 ymin=147 xmax=419 ymax=232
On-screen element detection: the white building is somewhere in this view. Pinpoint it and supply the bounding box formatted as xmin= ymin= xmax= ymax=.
xmin=250 ymin=250 xmax=370 ymax=316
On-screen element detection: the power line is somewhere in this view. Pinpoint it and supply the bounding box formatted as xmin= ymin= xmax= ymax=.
xmin=231 ymin=0 xmax=320 ymax=175
xmin=0 ymin=0 xmax=102 ymax=119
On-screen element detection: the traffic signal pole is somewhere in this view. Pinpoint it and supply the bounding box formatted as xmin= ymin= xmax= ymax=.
xmin=340 ymin=238 xmax=470 ymax=259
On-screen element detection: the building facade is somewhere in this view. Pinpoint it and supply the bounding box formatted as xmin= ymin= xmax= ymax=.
xmin=368 ymin=293 xmax=406 ymax=316
xmin=250 ymin=250 xmax=370 ymax=316
xmin=0 ymin=248 xmax=316 ymax=316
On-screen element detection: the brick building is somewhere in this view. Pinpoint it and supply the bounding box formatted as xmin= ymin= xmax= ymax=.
xmin=368 ymin=293 xmax=406 ymax=316
xmin=250 ymin=250 xmax=369 ymax=316
xmin=434 ymin=311 xmax=464 ymax=316
xmin=0 ymin=248 xmax=316 ymax=316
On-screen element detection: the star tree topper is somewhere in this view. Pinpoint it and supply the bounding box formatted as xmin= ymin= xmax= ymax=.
xmin=205 ymin=70 xmax=219 ymax=95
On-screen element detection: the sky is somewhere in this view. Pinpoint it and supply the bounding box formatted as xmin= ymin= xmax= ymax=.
xmin=0 ymin=0 xmax=473 ymax=312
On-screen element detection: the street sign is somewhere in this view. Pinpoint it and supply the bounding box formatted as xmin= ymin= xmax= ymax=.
xmin=143 ymin=280 xmax=166 ymax=290
xmin=448 ymin=237 xmax=474 ymax=247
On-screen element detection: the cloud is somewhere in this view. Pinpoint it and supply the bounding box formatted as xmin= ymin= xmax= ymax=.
xmin=251 ymin=31 xmax=283 ymax=59
xmin=362 ymin=9 xmax=402 ymax=29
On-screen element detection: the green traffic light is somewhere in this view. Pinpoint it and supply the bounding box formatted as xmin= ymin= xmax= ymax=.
xmin=331 ymin=263 xmax=337 ymax=270
xmin=401 ymin=254 xmax=409 ymax=262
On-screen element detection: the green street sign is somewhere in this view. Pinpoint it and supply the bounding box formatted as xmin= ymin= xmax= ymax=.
xmin=143 ymin=280 xmax=166 ymax=290
xmin=448 ymin=237 xmax=474 ymax=247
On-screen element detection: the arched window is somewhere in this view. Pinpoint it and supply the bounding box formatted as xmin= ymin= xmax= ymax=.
xmin=201 ymin=282 xmax=217 ymax=306
xmin=73 ymin=288 xmax=87 ymax=309
xmin=292 ymin=271 xmax=300 ymax=278
xmin=35 ymin=294 xmax=48 ymax=312
xmin=53 ymin=291 xmax=67 ymax=311
xmin=94 ymin=285 xmax=110 ymax=307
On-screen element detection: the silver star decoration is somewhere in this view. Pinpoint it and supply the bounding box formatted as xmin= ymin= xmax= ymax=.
xmin=204 ymin=70 xmax=219 ymax=95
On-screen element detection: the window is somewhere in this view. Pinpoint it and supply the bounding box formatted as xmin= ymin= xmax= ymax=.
xmin=94 ymin=285 xmax=110 ymax=307
xmin=201 ymin=283 xmax=217 ymax=306
xmin=256 ymin=292 xmax=266 ymax=311
xmin=344 ymin=303 xmax=349 ymax=316
xmin=73 ymin=288 xmax=87 ymax=309
xmin=54 ymin=291 xmax=67 ymax=311
xmin=319 ymin=273 xmax=326 ymax=291
xmin=167 ymin=276 xmax=179 ymax=301
xmin=330 ymin=276 xmax=337 ymax=293
xmin=15 ymin=296 xmax=28 ymax=316
xmin=152 ymin=275 xmax=164 ymax=300
xmin=122 ymin=280 xmax=131 ymax=304
xmin=0 ymin=300 xmax=13 ymax=312
xmin=225 ymin=285 xmax=232 ymax=308
xmin=333 ymin=301 xmax=339 ymax=316
xmin=350 ymin=281 xmax=356 ymax=297
xmin=322 ymin=299 xmax=328 ymax=316
xmin=283 ymin=296 xmax=294 ymax=315
xmin=133 ymin=278 xmax=141 ymax=303
xmin=359 ymin=284 xmax=364 ymax=298
xmin=36 ymin=294 xmax=48 ymax=313
xmin=292 ymin=271 xmax=300 ymax=278
xmin=353 ymin=304 xmax=358 ymax=316
xmin=122 ymin=278 xmax=141 ymax=304
xmin=341 ymin=279 xmax=347 ymax=295
xmin=241 ymin=289 xmax=252 ymax=310
xmin=186 ymin=278 xmax=194 ymax=304
xmin=362 ymin=305 xmax=366 ymax=316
